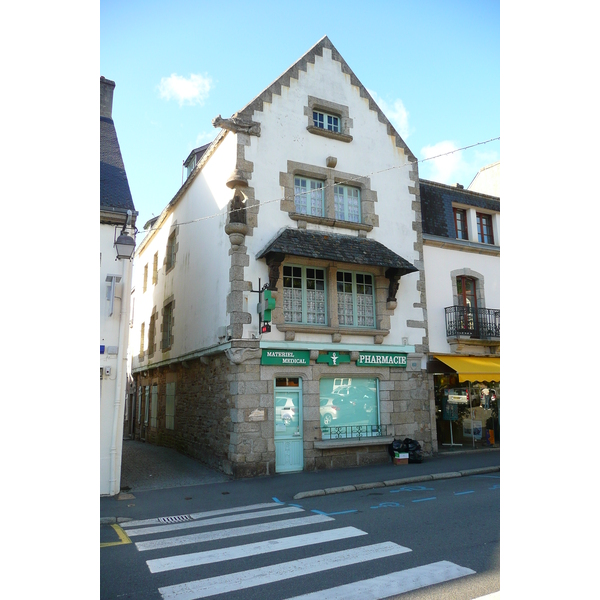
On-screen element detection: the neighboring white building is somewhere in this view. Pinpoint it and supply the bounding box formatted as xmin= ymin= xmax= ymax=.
xmin=129 ymin=36 xmax=434 ymax=477
xmin=100 ymin=77 xmax=137 ymax=496
xmin=468 ymin=161 xmax=500 ymax=196
xmin=420 ymin=179 xmax=500 ymax=448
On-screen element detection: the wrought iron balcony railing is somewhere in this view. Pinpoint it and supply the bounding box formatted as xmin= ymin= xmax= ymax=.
xmin=445 ymin=306 xmax=500 ymax=339
xmin=321 ymin=424 xmax=388 ymax=440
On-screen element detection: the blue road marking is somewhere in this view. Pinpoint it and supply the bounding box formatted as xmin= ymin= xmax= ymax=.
xmin=390 ymin=485 xmax=434 ymax=493
xmin=370 ymin=502 xmax=402 ymax=509
xmin=412 ymin=497 xmax=436 ymax=503
xmin=474 ymin=474 xmax=500 ymax=479
xmin=489 ymin=484 xmax=500 ymax=490
xmin=272 ymin=497 xmax=284 ymax=504
xmin=454 ymin=491 xmax=474 ymax=496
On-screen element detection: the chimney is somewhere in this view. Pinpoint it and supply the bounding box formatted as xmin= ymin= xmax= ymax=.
xmin=454 ymin=183 xmax=464 ymax=189
xmin=100 ymin=76 xmax=116 ymax=119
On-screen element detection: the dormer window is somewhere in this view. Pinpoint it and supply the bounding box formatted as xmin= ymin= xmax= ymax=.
xmin=453 ymin=208 xmax=468 ymax=240
xmin=477 ymin=213 xmax=494 ymax=244
xmin=185 ymin=155 xmax=197 ymax=179
xmin=313 ymin=110 xmax=340 ymax=133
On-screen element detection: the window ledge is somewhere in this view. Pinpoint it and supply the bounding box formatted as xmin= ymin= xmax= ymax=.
xmin=289 ymin=212 xmax=373 ymax=231
xmin=276 ymin=324 xmax=389 ymax=338
xmin=306 ymin=126 xmax=353 ymax=143
xmin=314 ymin=436 xmax=394 ymax=449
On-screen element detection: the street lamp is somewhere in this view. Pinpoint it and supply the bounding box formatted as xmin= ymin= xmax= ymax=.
xmin=114 ymin=231 xmax=136 ymax=259
xmin=114 ymin=210 xmax=136 ymax=260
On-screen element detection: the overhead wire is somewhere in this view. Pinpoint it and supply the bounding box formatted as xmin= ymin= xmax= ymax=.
xmin=140 ymin=136 xmax=499 ymax=234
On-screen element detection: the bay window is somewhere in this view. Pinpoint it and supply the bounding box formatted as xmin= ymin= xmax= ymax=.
xmin=283 ymin=265 xmax=327 ymax=324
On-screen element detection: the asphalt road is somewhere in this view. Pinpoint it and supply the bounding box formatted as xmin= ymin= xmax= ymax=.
xmin=100 ymin=472 xmax=499 ymax=599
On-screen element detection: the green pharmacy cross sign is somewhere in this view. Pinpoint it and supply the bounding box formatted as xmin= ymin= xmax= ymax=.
xmin=316 ymin=352 xmax=351 ymax=366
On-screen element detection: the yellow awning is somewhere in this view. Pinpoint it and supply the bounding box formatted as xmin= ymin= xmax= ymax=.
xmin=433 ymin=355 xmax=500 ymax=383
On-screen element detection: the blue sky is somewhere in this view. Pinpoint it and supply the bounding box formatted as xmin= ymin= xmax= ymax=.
xmin=100 ymin=0 xmax=499 ymax=231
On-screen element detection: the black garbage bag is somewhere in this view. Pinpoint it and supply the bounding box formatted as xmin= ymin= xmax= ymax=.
xmin=388 ymin=438 xmax=423 ymax=463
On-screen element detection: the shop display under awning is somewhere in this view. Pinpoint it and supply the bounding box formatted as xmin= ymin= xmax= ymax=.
xmin=433 ymin=355 xmax=500 ymax=383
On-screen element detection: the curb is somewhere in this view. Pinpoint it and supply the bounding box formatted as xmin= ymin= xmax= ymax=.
xmin=292 ymin=466 xmax=500 ymax=500
xmin=100 ymin=517 xmax=134 ymax=525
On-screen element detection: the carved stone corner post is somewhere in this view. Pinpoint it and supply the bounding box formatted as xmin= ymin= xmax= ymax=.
xmin=265 ymin=253 xmax=285 ymax=290
xmin=385 ymin=267 xmax=402 ymax=308
xmin=225 ymin=220 xmax=248 ymax=250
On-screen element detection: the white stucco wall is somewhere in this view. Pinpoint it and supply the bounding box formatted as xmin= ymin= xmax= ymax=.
xmin=130 ymin=46 xmax=427 ymax=368
xmin=241 ymin=47 xmax=423 ymax=347
xmin=100 ymin=222 xmax=133 ymax=495
xmin=423 ymin=244 xmax=500 ymax=353
xmin=130 ymin=133 xmax=236 ymax=369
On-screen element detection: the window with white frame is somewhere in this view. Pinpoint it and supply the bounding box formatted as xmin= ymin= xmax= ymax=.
xmin=313 ymin=110 xmax=340 ymax=133
xmin=337 ymin=271 xmax=375 ymax=327
xmin=166 ymin=382 xmax=175 ymax=430
xmin=294 ymin=177 xmax=324 ymax=216
xmin=334 ymin=184 xmax=361 ymax=223
xmin=283 ymin=265 xmax=327 ymax=325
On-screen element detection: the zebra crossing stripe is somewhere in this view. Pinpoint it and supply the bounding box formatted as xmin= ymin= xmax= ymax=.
xmin=125 ymin=506 xmax=303 ymax=537
xmin=124 ymin=502 xmax=281 ymax=528
xmin=147 ymin=527 xmax=369 ymax=573
xmin=282 ymin=560 xmax=476 ymax=599
xmin=135 ymin=514 xmax=334 ymax=552
xmin=158 ymin=542 xmax=411 ymax=600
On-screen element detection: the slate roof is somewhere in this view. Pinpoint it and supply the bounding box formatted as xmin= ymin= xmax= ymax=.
xmin=100 ymin=115 xmax=135 ymax=213
xmin=256 ymin=228 xmax=418 ymax=275
xmin=420 ymin=180 xmax=499 ymax=239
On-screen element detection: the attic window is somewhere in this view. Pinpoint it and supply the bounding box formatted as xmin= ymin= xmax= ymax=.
xmin=305 ymin=96 xmax=353 ymax=143
xmin=313 ymin=111 xmax=340 ymax=133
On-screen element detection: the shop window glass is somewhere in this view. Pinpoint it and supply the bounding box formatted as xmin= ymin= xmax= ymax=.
xmin=319 ymin=377 xmax=379 ymax=436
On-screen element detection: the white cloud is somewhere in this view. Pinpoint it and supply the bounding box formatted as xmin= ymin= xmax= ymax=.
xmin=419 ymin=141 xmax=500 ymax=187
xmin=419 ymin=141 xmax=467 ymax=184
xmin=368 ymin=90 xmax=411 ymax=139
xmin=158 ymin=73 xmax=213 ymax=106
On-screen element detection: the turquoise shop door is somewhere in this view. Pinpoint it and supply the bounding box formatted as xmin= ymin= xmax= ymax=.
xmin=274 ymin=382 xmax=303 ymax=473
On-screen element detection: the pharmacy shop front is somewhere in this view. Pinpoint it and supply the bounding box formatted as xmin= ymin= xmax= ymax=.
xmin=260 ymin=347 xmax=432 ymax=474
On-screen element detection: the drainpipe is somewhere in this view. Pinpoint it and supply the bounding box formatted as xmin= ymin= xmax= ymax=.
xmin=109 ymin=214 xmax=134 ymax=496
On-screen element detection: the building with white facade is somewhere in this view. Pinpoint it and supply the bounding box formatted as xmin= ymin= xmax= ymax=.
xmin=100 ymin=77 xmax=137 ymax=495
xmin=129 ymin=37 xmax=434 ymax=477
xmin=420 ymin=179 xmax=500 ymax=448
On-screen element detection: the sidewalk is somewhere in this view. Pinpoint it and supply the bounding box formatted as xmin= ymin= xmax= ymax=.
xmin=101 ymin=439 xmax=499 ymax=523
